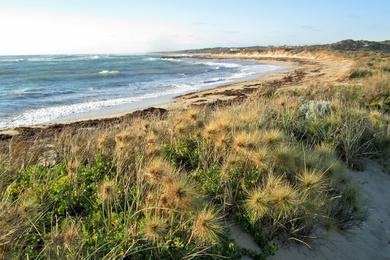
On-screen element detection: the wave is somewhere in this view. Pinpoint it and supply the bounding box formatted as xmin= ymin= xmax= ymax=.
xmin=144 ymin=57 xmax=160 ymax=61
xmin=191 ymin=60 xmax=242 ymax=68
xmin=11 ymin=90 xmax=76 ymax=99
xmin=27 ymin=57 xmax=54 ymax=62
xmin=160 ymin=58 xmax=179 ymax=62
xmin=0 ymin=57 xmax=285 ymax=129
xmin=200 ymin=64 xmax=282 ymax=87
xmin=24 ymin=55 xmax=105 ymax=63
xmin=54 ymin=55 xmax=103 ymax=62
xmin=0 ymin=56 xmax=89 ymax=63
xmin=10 ymin=87 xmax=32 ymax=95
xmin=156 ymin=57 xmax=242 ymax=68
xmin=98 ymin=70 xmax=120 ymax=76
xmin=0 ymin=58 xmax=26 ymax=63
xmin=203 ymin=78 xmax=224 ymax=84
xmin=0 ymin=83 xmax=198 ymax=128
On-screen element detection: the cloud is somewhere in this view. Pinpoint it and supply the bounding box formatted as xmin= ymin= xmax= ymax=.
xmin=0 ymin=10 xmax=200 ymax=54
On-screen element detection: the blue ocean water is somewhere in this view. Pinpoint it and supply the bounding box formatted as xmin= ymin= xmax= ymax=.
xmin=0 ymin=55 xmax=282 ymax=129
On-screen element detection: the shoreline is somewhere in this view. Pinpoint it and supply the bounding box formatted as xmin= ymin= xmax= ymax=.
xmin=0 ymin=53 xmax=352 ymax=139
xmin=0 ymin=55 xmax=290 ymax=135
xmin=46 ymin=60 xmax=288 ymax=125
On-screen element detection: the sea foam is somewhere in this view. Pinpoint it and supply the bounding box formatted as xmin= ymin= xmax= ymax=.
xmin=0 ymin=83 xmax=198 ymax=129
xmin=98 ymin=70 xmax=120 ymax=75
xmin=0 ymin=55 xmax=284 ymax=129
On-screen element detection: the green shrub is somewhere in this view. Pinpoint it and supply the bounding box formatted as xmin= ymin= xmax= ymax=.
xmin=349 ymin=69 xmax=372 ymax=79
xmin=193 ymin=163 xmax=222 ymax=199
xmin=279 ymin=100 xmax=389 ymax=169
xmin=366 ymin=94 xmax=390 ymax=112
xmin=349 ymin=70 xmax=372 ymax=79
xmin=162 ymin=138 xmax=202 ymax=171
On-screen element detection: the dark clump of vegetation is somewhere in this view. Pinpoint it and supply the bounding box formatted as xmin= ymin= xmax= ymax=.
xmin=349 ymin=69 xmax=372 ymax=79
xmin=0 ymin=47 xmax=389 ymax=259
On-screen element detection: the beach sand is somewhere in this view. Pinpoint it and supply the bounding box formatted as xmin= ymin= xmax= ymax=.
xmin=270 ymin=160 xmax=390 ymax=260
xmin=229 ymin=160 xmax=390 ymax=260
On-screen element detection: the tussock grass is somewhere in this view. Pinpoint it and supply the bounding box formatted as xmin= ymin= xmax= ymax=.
xmin=191 ymin=207 xmax=224 ymax=246
xmin=0 ymin=50 xmax=389 ymax=259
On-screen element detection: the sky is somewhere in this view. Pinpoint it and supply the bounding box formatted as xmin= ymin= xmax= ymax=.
xmin=0 ymin=0 xmax=389 ymax=55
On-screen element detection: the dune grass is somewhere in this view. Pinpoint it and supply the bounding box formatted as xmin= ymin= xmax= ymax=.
xmin=0 ymin=50 xmax=389 ymax=259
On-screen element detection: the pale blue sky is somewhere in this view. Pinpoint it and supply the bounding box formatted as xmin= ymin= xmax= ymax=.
xmin=0 ymin=0 xmax=389 ymax=54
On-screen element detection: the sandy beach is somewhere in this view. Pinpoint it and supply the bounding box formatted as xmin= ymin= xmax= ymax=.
xmin=0 ymin=51 xmax=352 ymax=140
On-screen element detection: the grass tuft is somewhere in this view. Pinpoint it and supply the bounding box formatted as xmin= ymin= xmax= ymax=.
xmin=192 ymin=207 xmax=224 ymax=246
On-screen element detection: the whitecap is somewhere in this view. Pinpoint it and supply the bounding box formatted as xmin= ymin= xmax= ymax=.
xmin=191 ymin=60 xmax=242 ymax=68
xmin=98 ymin=70 xmax=120 ymax=75
xmin=0 ymin=83 xmax=199 ymax=129
xmin=158 ymin=58 xmax=242 ymax=68
xmin=27 ymin=57 xmax=54 ymax=62
xmin=0 ymin=58 xmax=25 ymax=63
xmin=144 ymin=57 xmax=159 ymax=61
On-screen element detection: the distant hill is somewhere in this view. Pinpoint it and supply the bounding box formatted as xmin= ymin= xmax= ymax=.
xmin=174 ymin=39 xmax=390 ymax=53
xmin=327 ymin=39 xmax=390 ymax=52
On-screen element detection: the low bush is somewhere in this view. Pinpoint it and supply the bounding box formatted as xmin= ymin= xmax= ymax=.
xmin=349 ymin=69 xmax=372 ymax=79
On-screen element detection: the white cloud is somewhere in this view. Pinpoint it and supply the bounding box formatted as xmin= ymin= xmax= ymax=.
xmin=0 ymin=10 xmax=198 ymax=54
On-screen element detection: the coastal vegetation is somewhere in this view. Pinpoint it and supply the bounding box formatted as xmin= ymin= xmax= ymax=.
xmin=0 ymin=44 xmax=389 ymax=259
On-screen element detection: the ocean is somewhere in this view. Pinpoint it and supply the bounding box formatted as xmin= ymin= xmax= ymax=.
xmin=0 ymin=54 xmax=282 ymax=129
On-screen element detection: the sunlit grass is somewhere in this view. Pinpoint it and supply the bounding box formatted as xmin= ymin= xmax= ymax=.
xmin=0 ymin=49 xmax=388 ymax=259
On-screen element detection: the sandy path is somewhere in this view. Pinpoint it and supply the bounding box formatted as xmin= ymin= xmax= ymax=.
xmin=270 ymin=161 xmax=390 ymax=260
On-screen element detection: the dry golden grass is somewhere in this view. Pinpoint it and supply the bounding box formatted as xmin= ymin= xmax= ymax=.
xmin=144 ymin=158 xmax=176 ymax=185
xmin=363 ymin=71 xmax=390 ymax=99
xmin=261 ymin=129 xmax=285 ymax=147
xmin=297 ymin=169 xmax=326 ymax=193
xmin=144 ymin=215 xmax=167 ymax=242
xmin=268 ymin=183 xmax=299 ymax=220
xmin=98 ymin=180 xmax=117 ymax=203
xmin=233 ymin=131 xmax=262 ymax=152
xmin=191 ymin=208 xmax=224 ymax=246
xmin=63 ymin=220 xmax=80 ymax=248
xmin=204 ymin=109 xmax=236 ymax=140
xmin=246 ymin=174 xmax=301 ymax=223
xmin=163 ymin=177 xmax=197 ymax=210
xmin=247 ymin=148 xmax=268 ymax=168
xmin=245 ymin=188 xmax=270 ymax=222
